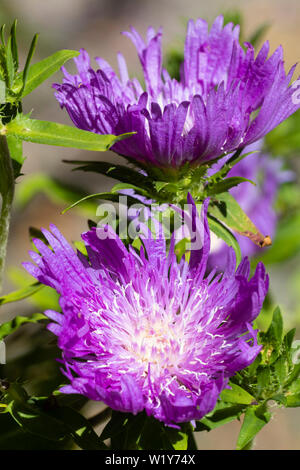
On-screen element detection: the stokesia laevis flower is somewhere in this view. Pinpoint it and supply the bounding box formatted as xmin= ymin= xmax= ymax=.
xmin=53 ymin=15 xmax=300 ymax=170
xmin=23 ymin=196 xmax=268 ymax=426
xmin=208 ymin=141 xmax=294 ymax=269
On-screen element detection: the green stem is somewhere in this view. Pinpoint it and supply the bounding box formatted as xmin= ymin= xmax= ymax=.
xmin=186 ymin=425 xmax=198 ymax=450
xmin=0 ymin=135 xmax=14 ymax=293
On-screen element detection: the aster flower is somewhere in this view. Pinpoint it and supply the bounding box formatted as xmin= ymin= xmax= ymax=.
xmin=208 ymin=141 xmax=294 ymax=268
xmin=23 ymin=196 xmax=268 ymax=426
xmin=54 ymin=15 xmax=300 ymax=170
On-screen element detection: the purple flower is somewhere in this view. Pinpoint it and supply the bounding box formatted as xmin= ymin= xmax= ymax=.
xmin=23 ymin=196 xmax=268 ymax=425
xmin=208 ymin=141 xmax=294 ymax=267
xmin=54 ymin=15 xmax=300 ymax=169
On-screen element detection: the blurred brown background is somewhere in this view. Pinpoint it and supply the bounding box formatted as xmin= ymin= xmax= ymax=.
xmin=1 ymin=0 xmax=300 ymax=450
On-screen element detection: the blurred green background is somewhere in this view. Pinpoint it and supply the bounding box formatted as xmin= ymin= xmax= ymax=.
xmin=0 ymin=0 xmax=300 ymax=449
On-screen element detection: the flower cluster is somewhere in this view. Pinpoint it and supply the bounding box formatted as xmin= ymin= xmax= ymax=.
xmin=54 ymin=15 xmax=300 ymax=169
xmin=24 ymin=197 xmax=268 ymax=425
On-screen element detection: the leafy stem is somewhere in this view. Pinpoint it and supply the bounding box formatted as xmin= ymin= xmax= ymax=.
xmin=0 ymin=135 xmax=14 ymax=292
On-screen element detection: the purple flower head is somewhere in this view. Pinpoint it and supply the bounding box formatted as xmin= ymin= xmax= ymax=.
xmin=23 ymin=196 xmax=268 ymax=426
xmin=208 ymin=141 xmax=294 ymax=268
xmin=54 ymin=16 xmax=300 ymax=170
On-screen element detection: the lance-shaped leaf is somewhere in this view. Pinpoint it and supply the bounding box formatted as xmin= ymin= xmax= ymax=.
xmin=209 ymin=192 xmax=272 ymax=248
xmin=259 ymin=307 xmax=283 ymax=365
xmin=207 ymin=214 xmax=242 ymax=266
xmin=163 ymin=424 xmax=190 ymax=450
xmin=207 ymin=150 xmax=257 ymax=183
xmin=7 ymin=135 xmax=24 ymax=168
xmin=3 ymin=114 xmax=134 ymax=151
xmin=5 ymin=36 xmax=15 ymax=88
xmin=196 ymin=402 xmax=246 ymax=431
xmin=111 ymin=182 xmax=149 ymax=196
xmin=248 ymin=22 xmax=270 ymax=47
xmin=0 ymin=282 xmax=43 ymax=306
xmin=1 ymin=384 xmax=106 ymax=448
xmin=236 ymin=404 xmax=271 ymax=450
xmin=0 ymin=313 xmax=47 ymax=340
xmin=10 ymin=20 xmax=18 ymax=72
xmin=20 ymin=34 xmax=38 ymax=95
xmin=20 ymin=49 xmax=79 ymax=97
xmin=62 ymin=191 xmax=148 ymax=214
xmin=7 ymin=267 xmax=59 ymax=311
xmin=220 ymin=383 xmax=256 ymax=405
xmin=206 ymin=176 xmax=255 ymax=197
xmin=64 ymin=159 xmax=153 ymax=191
xmin=286 ymin=378 xmax=300 ymax=407
xmin=48 ymin=406 xmax=107 ymax=450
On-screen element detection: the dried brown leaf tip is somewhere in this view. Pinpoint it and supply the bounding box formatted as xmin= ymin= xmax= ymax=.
xmin=241 ymin=231 xmax=272 ymax=248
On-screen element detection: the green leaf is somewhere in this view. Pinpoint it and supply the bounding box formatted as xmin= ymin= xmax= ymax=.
xmin=220 ymin=383 xmax=256 ymax=405
xmin=248 ymin=23 xmax=270 ymax=47
xmin=209 ymin=192 xmax=272 ymax=248
xmin=4 ymin=114 xmax=134 ymax=151
xmin=0 ymin=413 xmax=70 ymax=450
xmin=5 ymin=36 xmax=15 ymax=88
xmin=286 ymin=379 xmax=300 ymax=407
xmin=21 ymin=33 xmax=38 ymax=94
xmin=0 ymin=24 xmax=6 ymax=47
xmin=28 ymin=226 xmax=49 ymax=245
xmin=101 ymin=411 xmax=147 ymax=450
xmin=287 ymin=364 xmax=300 ymax=389
xmin=0 ymin=282 xmax=43 ymax=306
xmin=0 ymin=313 xmax=47 ymax=340
xmin=10 ymin=20 xmax=18 ymax=72
xmin=236 ymin=404 xmax=271 ymax=450
xmin=100 ymin=410 xmax=128 ymax=442
xmin=274 ymin=356 xmax=288 ymax=385
xmin=196 ymin=402 xmax=245 ymax=431
xmin=2 ymin=384 xmax=103 ymax=448
xmin=206 ymin=176 xmax=255 ymax=196
xmin=260 ymin=307 xmax=283 ymax=365
xmin=49 ymin=406 xmax=107 ymax=449
xmin=284 ymin=328 xmax=296 ymax=355
xmin=207 ymin=150 xmax=257 ymax=182
xmin=174 ymin=238 xmax=189 ymax=262
xmin=164 ymin=426 xmax=188 ymax=450
xmin=111 ymin=182 xmax=148 ymax=196
xmin=8 ymin=400 xmax=68 ymax=442
xmin=62 ymin=191 xmax=145 ymax=214
xmin=7 ymin=267 xmax=59 ymax=312
xmin=137 ymin=416 xmax=172 ymax=450
xmin=267 ymin=306 xmax=283 ymax=345
xmin=7 ymin=134 xmax=24 ymax=166
xmin=164 ymin=48 xmax=183 ymax=81
xmin=286 ymin=392 xmax=300 ymax=407
xmin=256 ymin=368 xmax=270 ymax=396
xmin=64 ymin=159 xmax=152 ymax=190
xmin=207 ymin=214 xmax=242 ymax=266
xmin=21 ymin=50 xmax=79 ymax=98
